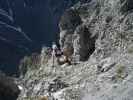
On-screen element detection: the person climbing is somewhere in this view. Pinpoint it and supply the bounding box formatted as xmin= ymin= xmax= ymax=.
xmin=62 ymin=45 xmax=73 ymax=65
xmin=51 ymin=42 xmax=58 ymax=67
xmin=55 ymin=48 xmax=63 ymax=57
xmin=56 ymin=44 xmax=73 ymax=65
xmin=51 ymin=41 xmax=73 ymax=66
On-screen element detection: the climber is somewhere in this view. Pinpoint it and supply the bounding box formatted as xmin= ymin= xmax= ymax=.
xmin=55 ymin=48 xmax=63 ymax=57
xmin=51 ymin=42 xmax=58 ymax=67
xmin=56 ymin=45 xmax=73 ymax=65
xmin=51 ymin=42 xmax=73 ymax=66
xmin=62 ymin=46 xmax=72 ymax=65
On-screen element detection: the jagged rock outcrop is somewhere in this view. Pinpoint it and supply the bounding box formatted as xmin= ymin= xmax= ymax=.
xmin=18 ymin=0 xmax=133 ymax=100
xmin=73 ymin=24 xmax=97 ymax=61
xmin=59 ymin=7 xmax=97 ymax=61
xmin=59 ymin=8 xmax=82 ymax=49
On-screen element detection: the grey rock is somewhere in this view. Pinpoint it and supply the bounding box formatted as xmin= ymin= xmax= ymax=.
xmin=18 ymin=0 xmax=133 ymax=100
xmin=59 ymin=8 xmax=82 ymax=53
xmin=73 ymin=24 xmax=97 ymax=61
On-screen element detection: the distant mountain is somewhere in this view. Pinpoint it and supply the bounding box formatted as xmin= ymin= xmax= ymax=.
xmin=0 ymin=0 xmax=80 ymax=75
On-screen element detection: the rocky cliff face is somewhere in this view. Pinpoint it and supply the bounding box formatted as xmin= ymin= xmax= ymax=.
xmin=18 ymin=0 xmax=133 ymax=100
xmin=0 ymin=0 xmax=79 ymax=75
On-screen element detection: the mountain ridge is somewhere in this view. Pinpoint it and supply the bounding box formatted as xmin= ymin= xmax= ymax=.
xmin=17 ymin=0 xmax=133 ymax=100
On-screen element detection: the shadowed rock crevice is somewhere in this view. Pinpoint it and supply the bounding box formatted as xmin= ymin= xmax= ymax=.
xmin=120 ymin=0 xmax=133 ymax=13
xmin=59 ymin=8 xmax=97 ymax=61
xmin=59 ymin=8 xmax=82 ymax=31
xmin=73 ymin=25 xmax=97 ymax=61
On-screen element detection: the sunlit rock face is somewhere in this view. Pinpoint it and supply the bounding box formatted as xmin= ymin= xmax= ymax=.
xmin=18 ymin=0 xmax=133 ymax=100
xmin=0 ymin=0 xmax=79 ymax=75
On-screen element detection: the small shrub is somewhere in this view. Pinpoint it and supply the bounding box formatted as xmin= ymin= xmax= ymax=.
xmin=127 ymin=45 xmax=133 ymax=53
xmin=116 ymin=65 xmax=125 ymax=80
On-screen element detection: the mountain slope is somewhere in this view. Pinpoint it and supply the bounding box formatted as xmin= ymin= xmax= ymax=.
xmin=18 ymin=0 xmax=133 ymax=100
xmin=0 ymin=0 xmax=80 ymax=75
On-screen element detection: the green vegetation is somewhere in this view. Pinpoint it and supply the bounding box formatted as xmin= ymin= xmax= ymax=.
xmin=127 ymin=45 xmax=133 ymax=53
xmin=116 ymin=65 xmax=126 ymax=80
